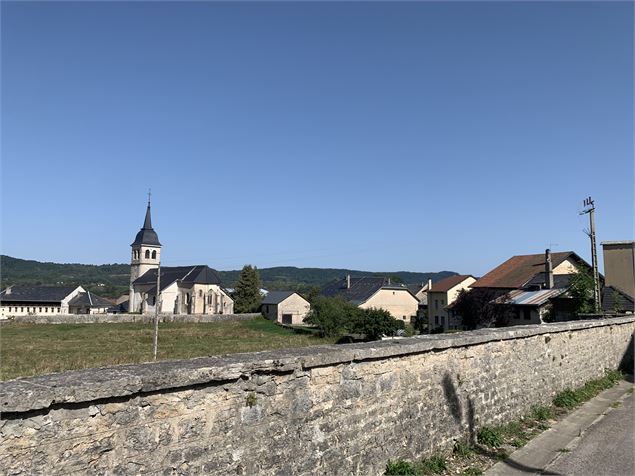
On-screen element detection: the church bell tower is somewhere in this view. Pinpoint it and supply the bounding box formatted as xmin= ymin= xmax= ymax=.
xmin=129 ymin=194 xmax=161 ymax=312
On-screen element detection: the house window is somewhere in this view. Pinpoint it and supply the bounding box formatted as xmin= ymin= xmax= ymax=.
xmin=523 ymin=308 xmax=531 ymax=320
xmin=435 ymin=299 xmax=439 ymax=310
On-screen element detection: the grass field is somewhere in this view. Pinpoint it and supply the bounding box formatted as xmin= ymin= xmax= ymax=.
xmin=0 ymin=318 xmax=336 ymax=380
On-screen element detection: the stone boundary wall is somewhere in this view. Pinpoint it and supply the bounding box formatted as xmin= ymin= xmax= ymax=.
xmin=1 ymin=313 xmax=261 ymax=325
xmin=1 ymin=317 xmax=633 ymax=475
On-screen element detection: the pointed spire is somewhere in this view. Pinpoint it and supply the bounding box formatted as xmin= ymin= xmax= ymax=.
xmin=143 ymin=203 xmax=153 ymax=229
xmin=131 ymin=192 xmax=161 ymax=247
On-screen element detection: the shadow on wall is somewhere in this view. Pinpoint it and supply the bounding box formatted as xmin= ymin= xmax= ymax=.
xmin=441 ymin=372 xmax=565 ymax=476
xmin=441 ymin=373 xmax=476 ymax=443
xmin=619 ymin=333 xmax=634 ymax=373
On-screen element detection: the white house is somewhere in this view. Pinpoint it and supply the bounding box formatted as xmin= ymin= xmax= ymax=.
xmin=0 ymin=285 xmax=85 ymax=319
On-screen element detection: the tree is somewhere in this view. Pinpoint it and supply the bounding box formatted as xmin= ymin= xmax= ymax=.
xmin=350 ymin=307 xmax=405 ymax=341
xmin=305 ymin=296 xmax=404 ymax=340
xmin=452 ymin=288 xmax=515 ymax=330
xmin=233 ymin=265 xmax=261 ymax=313
xmin=304 ymin=296 xmax=359 ymax=337
xmin=568 ymin=268 xmax=595 ymax=315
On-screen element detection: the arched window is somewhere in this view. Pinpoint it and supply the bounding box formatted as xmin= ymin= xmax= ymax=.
xmin=199 ymin=290 xmax=203 ymax=297
xmin=152 ymin=250 xmax=157 ymax=259
xmin=145 ymin=250 xmax=150 ymax=259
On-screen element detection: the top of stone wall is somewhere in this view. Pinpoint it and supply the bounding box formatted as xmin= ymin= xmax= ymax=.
xmin=2 ymin=316 xmax=634 ymax=414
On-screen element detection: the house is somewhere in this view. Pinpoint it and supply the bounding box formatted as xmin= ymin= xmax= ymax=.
xmin=322 ymin=275 xmax=419 ymax=322
xmin=128 ymin=199 xmax=234 ymax=315
xmin=601 ymin=241 xmax=634 ymax=300
xmin=427 ymin=275 xmax=476 ymax=331
xmin=470 ymin=249 xmax=595 ymax=325
xmin=0 ymin=285 xmax=85 ymax=319
xmin=407 ymin=280 xmax=430 ymax=315
xmin=67 ymin=291 xmax=114 ymax=314
xmin=261 ymin=291 xmax=310 ymax=325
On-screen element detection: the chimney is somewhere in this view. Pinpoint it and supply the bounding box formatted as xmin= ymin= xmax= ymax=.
xmin=346 ymin=275 xmax=351 ymax=289
xmin=428 ymin=279 xmax=432 ymax=291
xmin=5 ymin=286 xmax=11 ymax=295
xmin=545 ymin=249 xmax=554 ymax=289
xmin=387 ymin=277 xmax=391 ymax=285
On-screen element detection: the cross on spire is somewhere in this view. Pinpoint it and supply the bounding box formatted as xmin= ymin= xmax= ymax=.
xmin=148 ymin=188 xmax=152 ymax=206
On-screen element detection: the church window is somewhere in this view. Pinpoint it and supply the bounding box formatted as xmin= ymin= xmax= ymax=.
xmin=145 ymin=250 xmax=150 ymax=259
xmin=152 ymin=250 xmax=157 ymax=259
xmin=152 ymin=296 xmax=156 ymax=305
xmin=199 ymin=290 xmax=203 ymax=297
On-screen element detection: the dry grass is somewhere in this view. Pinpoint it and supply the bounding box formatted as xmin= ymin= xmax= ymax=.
xmin=0 ymin=318 xmax=336 ymax=380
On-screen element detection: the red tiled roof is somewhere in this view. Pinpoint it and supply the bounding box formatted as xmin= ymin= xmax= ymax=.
xmin=429 ymin=275 xmax=475 ymax=293
xmin=470 ymin=252 xmax=578 ymax=289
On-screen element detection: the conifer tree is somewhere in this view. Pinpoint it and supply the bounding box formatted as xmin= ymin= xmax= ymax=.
xmin=233 ymin=265 xmax=261 ymax=313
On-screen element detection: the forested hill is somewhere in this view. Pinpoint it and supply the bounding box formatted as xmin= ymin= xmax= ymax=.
xmin=0 ymin=255 xmax=457 ymax=298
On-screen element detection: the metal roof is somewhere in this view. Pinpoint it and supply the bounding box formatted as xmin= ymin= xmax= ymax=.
xmin=496 ymin=288 xmax=567 ymax=307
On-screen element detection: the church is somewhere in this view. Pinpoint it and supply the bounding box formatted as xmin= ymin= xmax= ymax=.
xmin=128 ymin=200 xmax=234 ymax=315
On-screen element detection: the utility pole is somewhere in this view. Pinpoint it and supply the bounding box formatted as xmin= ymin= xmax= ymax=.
xmin=153 ymin=264 xmax=161 ymax=360
xmin=579 ymin=196 xmax=601 ymax=313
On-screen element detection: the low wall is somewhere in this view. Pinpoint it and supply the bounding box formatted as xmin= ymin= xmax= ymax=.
xmin=2 ymin=313 xmax=261 ymax=325
xmin=1 ymin=317 xmax=633 ymax=475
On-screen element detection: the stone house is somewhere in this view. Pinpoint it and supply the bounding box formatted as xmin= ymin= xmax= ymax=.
xmin=261 ymin=291 xmax=310 ymax=325
xmin=0 ymin=285 xmax=85 ymax=319
xmin=469 ymin=249 xmax=596 ymax=325
xmin=427 ymin=275 xmax=476 ymax=331
xmin=128 ymin=200 xmax=234 ymax=315
xmin=322 ymin=275 xmax=419 ymax=323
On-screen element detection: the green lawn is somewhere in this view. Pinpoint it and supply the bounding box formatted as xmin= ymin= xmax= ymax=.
xmin=0 ymin=318 xmax=336 ymax=380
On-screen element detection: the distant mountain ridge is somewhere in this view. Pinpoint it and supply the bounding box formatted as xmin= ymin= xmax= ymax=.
xmin=0 ymin=255 xmax=457 ymax=298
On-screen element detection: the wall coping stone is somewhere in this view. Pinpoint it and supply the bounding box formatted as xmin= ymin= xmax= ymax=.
xmin=1 ymin=316 xmax=633 ymax=414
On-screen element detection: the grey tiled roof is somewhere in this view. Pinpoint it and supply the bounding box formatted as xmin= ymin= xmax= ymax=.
xmin=68 ymin=291 xmax=113 ymax=308
xmin=0 ymin=285 xmax=79 ymax=303
xmin=322 ymin=276 xmax=411 ymax=305
xmin=133 ymin=265 xmax=221 ymax=294
xmin=262 ymin=291 xmax=297 ymax=305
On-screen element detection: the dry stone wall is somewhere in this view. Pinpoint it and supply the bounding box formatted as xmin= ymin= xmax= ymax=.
xmin=1 ymin=317 xmax=633 ymax=475
xmin=2 ymin=313 xmax=261 ymax=325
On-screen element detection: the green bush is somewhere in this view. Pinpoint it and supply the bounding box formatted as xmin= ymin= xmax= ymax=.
xmin=419 ymin=456 xmax=447 ymax=475
xmin=554 ymin=370 xmax=624 ymax=409
xmin=530 ymin=405 xmax=554 ymax=421
xmin=385 ymin=459 xmax=421 ymax=475
xmin=553 ymin=389 xmax=579 ymax=409
xmin=305 ymin=296 xmax=404 ymax=340
xmin=477 ymin=426 xmax=504 ymax=448
xmin=463 ymin=468 xmax=483 ymax=476
xmin=453 ymin=439 xmax=474 ymax=457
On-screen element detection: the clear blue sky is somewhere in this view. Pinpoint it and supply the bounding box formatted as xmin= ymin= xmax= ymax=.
xmin=1 ymin=1 xmax=633 ymax=275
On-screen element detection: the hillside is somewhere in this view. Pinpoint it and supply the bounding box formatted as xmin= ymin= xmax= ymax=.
xmin=0 ymin=256 xmax=457 ymax=298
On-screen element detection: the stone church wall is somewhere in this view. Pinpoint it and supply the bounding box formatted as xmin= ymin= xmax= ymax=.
xmin=1 ymin=317 xmax=633 ymax=475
